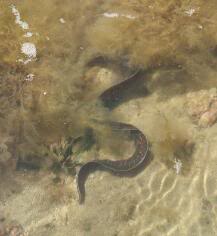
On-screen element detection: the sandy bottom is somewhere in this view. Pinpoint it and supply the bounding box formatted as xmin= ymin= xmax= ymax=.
xmin=1 ymin=91 xmax=217 ymax=236
xmin=1 ymin=0 xmax=217 ymax=235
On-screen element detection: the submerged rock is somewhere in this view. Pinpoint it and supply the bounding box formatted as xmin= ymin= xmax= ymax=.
xmin=81 ymin=66 xmax=119 ymax=98
xmin=198 ymin=101 xmax=217 ymax=127
xmin=186 ymin=88 xmax=217 ymax=127
xmin=0 ymin=222 xmax=27 ymax=236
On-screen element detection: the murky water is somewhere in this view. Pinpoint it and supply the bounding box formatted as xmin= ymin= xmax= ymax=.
xmin=0 ymin=1 xmax=217 ymax=235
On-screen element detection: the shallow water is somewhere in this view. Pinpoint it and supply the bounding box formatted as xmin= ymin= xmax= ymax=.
xmin=0 ymin=1 xmax=217 ymax=235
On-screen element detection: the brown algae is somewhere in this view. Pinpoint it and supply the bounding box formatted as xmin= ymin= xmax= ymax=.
xmin=0 ymin=0 xmax=217 ymax=235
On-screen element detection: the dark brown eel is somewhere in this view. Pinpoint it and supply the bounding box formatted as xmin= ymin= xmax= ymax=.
xmin=76 ymin=61 xmax=150 ymax=204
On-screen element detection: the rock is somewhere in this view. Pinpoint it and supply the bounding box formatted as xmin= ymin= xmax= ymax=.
xmin=0 ymin=222 xmax=27 ymax=236
xmin=5 ymin=224 xmax=25 ymax=236
xmin=198 ymin=101 xmax=217 ymax=127
xmin=186 ymin=88 xmax=217 ymax=127
xmin=80 ymin=67 xmax=119 ymax=100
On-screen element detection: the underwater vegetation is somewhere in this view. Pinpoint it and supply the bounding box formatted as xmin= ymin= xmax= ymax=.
xmin=1 ymin=1 xmax=217 ymax=235
xmin=150 ymin=112 xmax=194 ymax=175
xmin=0 ymin=0 xmax=217 ymax=200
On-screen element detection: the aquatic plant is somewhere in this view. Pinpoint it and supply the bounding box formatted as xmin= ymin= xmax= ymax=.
xmin=151 ymin=111 xmax=194 ymax=174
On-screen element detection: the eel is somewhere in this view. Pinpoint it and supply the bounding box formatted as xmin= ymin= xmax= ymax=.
xmin=76 ymin=60 xmax=150 ymax=204
xmin=76 ymin=121 xmax=149 ymax=204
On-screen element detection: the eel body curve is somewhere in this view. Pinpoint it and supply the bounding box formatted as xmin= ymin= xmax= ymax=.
xmin=76 ymin=121 xmax=149 ymax=204
xmin=76 ymin=59 xmax=150 ymax=203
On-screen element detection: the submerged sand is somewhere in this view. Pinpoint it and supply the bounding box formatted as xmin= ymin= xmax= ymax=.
xmin=0 ymin=1 xmax=217 ymax=235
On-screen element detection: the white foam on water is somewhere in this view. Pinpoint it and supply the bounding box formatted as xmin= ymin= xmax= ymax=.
xmin=10 ymin=4 xmax=29 ymax=30
xmin=10 ymin=4 xmax=37 ymax=65
xmin=103 ymin=12 xmax=137 ymax=20
xmin=21 ymin=42 xmax=37 ymax=58
xmin=25 ymin=74 xmax=35 ymax=81
xmin=185 ymin=8 xmax=196 ymax=16
xmin=59 ymin=18 xmax=66 ymax=24
xmin=24 ymin=32 xmax=33 ymax=38
xmin=20 ymin=42 xmax=37 ymax=64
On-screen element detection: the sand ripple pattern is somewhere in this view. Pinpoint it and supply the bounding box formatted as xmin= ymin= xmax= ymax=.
xmin=112 ymin=134 xmax=216 ymax=236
